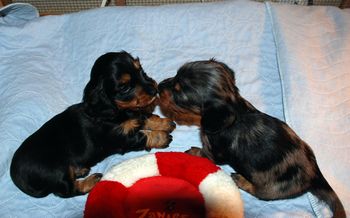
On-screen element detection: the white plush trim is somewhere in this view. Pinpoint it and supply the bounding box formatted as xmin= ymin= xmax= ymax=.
xmin=199 ymin=170 xmax=244 ymax=218
xmin=102 ymin=153 xmax=244 ymax=217
xmin=102 ymin=154 xmax=159 ymax=187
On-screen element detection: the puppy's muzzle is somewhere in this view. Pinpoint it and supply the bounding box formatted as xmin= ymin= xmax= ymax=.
xmin=158 ymin=77 xmax=173 ymax=93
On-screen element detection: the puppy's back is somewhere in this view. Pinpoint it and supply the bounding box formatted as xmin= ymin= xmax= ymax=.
xmin=10 ymin=104 xmax=87 ymax=197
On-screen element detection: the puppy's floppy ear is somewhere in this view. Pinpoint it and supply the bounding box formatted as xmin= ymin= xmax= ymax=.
xmin=83 ymin=79 xmax=104 ymax=105
xmin=83 ymin=78 xmax=115 ymax=116
xmin=201 ymin=102 xmax=236 ymax=134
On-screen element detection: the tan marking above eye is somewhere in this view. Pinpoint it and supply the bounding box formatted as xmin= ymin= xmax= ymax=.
xmin=120 ymin=74 xmax=131 ymax=83
xmin=174 ymin=83 xmax=181 ymax=91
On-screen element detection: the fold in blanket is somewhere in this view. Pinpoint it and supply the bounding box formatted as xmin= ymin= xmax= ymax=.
xmin=0 ymin=3 xmax=39 ymax=26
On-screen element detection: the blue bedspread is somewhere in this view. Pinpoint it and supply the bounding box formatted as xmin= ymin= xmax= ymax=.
xmin=1 ymin=1 xmax=349 ymax=217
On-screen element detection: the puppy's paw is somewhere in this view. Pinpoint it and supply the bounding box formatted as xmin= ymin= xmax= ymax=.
xmin=143 ymin=115 xmax=176 ymax=132
xmin=231 ymin=173 xmax=244 ymax=183
xmin=141 ymin=130 xmax=172 ymax=150
xmin=231 ymin=173 xmax=256 ymax=195
xmin=185 ymin=147 xmax=203 ymax=157
xmin=92 ymin=173 xmax=103 ymax=181
xmin=75 ymin=167 xmax=91 ymax=179
xmin=164 ymin=119 xmax=176 ymax=132
xmin=75 ymin=173 xmax=103 ymax=194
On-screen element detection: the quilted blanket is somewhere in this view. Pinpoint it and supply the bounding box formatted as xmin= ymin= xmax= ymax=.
xmin=0 ymin=0 xmax=349 ymax=217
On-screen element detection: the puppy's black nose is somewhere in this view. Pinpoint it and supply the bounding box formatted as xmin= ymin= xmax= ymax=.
xmin=145 ymin=85 xmax=158 ymax=96
xmin=158 ymin=82 xmax=165 ymax=93
xmin=158 ymin=77 xmax=173 ymax=92
xmin=150 ymin=87 xmax=158 ymax=96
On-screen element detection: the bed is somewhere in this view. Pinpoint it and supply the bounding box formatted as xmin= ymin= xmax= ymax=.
xmin=0 ymin=0 xmax=349 ymax=217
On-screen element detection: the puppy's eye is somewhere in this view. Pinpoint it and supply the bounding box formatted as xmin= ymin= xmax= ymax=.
xmin=118 ymin=84 xmax=131 ymax=93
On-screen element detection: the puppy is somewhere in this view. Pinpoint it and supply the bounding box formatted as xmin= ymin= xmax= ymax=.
xmin=158 ymin=59 xmax=345 ymax=218
xmin=10 ymin=51 xmax=175 ymax=198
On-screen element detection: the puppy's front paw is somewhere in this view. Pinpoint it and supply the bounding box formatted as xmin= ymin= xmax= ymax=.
xmin=75 ymin=173 xmax=103 ymax=194
xmin=231 ymin=173 xmax=256 ymax=195
xmin=163 ymin=119 xmax=176 ymax=132
xmin=143 ymin=115 xmax=176 ymax=132
xmin=231 ymin=173 xmax=244 ymax=183
xmin=74 ymin=167 xmax=91 ymax=179
xmin=185 ymin=147 xmax=203 ymax=157
xmin=141 ymin=130 xmax=172 ymax=150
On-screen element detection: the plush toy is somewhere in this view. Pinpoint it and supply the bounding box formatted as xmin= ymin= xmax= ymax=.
xmin=84 ymin=152 xmax=243 ymax=218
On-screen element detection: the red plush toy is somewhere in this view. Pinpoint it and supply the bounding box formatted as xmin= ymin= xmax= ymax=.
xmin=84 ymin=152 xmax=243 ymax=218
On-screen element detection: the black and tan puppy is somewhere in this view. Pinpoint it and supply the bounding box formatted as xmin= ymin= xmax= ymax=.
xmin=158 ymin=59 xmax=345 ymax=218
xmin=10 ymin=51 xmax=175 ymax=198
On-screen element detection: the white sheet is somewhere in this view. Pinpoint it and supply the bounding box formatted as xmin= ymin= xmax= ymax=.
xmin=2 ymin=0 xmax=348 ymax=217
xmin=267 ymin=2 xmax=350 ymax=216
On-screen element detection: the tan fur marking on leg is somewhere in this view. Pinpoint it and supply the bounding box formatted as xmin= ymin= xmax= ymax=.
xmin=185 ymin=147 xmax=204 ymax=157
xmin=232 ymin=173 xmax=256 ymax=195
xmin=143 ymin=115 xmax=175 ymax=132
xmin=141 ymin=130 xmax=170 ymax=149
xmin=120 ymin=119 xmax=141 ymax=135
xmin=74 ymin=173 xmax=102 ymax=194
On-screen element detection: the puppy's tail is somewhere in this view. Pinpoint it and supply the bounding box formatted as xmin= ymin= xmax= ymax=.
xmin=310 ymin=171 xmax=346 ymax=218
